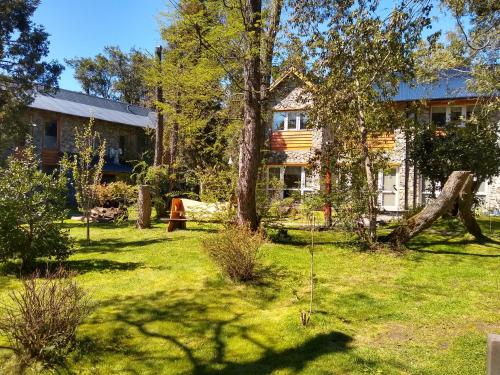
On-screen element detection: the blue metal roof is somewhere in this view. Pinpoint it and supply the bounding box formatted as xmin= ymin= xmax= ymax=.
xmin=393 ymin=72 xmax=478 ymax=102
xmin=29 ymin=88 xmax=157 ymax=128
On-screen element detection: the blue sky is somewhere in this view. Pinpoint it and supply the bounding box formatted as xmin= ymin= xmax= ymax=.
xmin=34 ymin=0 xmax=170 ymax=91
xmin=34 ymin=1 xmax=457 ymax=92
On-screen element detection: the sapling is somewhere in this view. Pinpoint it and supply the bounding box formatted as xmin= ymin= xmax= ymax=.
xmin=301 ymin=214 xmax=315 ymax=326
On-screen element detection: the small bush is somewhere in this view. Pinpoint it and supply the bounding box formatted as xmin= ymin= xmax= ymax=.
xmin=0 ymin=144 xmax=72 ymax=268
xmin=96 ymin=181 xmax=137 ymax=208
xmin=202 ymin=225 xmax=266 ymax=282
xmin=0 ymin=268 xmax=92 ymax=365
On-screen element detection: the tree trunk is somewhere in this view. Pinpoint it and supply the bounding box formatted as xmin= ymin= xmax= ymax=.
xmin=137 ymin=185 xmax=152 ymax=229
xmin=86 ymin=212 xmax=90 ymax=246
xmin=386 ymin=171 xmax=470 ymax=247
xmin=324 ymin=164 xmax=332 ymax=227
xmin=237 ymin=0 xmax=263 ymax=230
xmin=457 ymin=174 xmax=484 ymax=240
xmin=154 ymin=46 xmax=164 ymax=167
xmin=358 ymin=112 xmax=378 ymax=243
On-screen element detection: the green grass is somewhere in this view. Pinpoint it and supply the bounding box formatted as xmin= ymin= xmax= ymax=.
xmin=0 ymin=217 xmax=499 ymax=374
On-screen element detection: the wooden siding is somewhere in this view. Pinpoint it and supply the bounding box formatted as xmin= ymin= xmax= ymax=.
xmin=270 ymin=130 xmax=313 ymax=151
xmin=41 ymin=149 xmax=60 ymax=166
xmin=368 ymin=132 xmax=395 ymax=150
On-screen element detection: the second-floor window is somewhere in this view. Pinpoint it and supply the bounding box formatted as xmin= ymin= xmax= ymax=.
xmin=430 ymin=105 xmax=475 ymax=127
xmin=273 ymin=111 xmax=309 ymax=131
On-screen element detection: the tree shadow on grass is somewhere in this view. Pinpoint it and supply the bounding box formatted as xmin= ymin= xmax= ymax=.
xmin=75 ymin=237 xmax=169 ymax=254
xmin=0 ymin=259 xmax=142 ymax=277
xmin=78 ymin=289 xmax=355 ymax=375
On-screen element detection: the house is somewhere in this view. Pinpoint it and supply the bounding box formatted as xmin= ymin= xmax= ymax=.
xmin=26 ymin=88 xmax=155 ymax=181
xmin=266 ymin=68 xmax=500 ymax=214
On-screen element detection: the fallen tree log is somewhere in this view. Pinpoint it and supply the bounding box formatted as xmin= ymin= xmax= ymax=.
xmin=385 ymin=171 xmax=479 ymax=248
xmin=457 ymin=174 xmax=485 ymax=240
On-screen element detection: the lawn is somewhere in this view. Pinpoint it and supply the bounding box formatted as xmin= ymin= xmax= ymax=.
xmin=0 ymin=217 xmax=499 ymax=374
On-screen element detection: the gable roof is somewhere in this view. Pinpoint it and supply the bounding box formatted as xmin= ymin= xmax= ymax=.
xmin=29 ymin=88 xmax=156 ymax=128
xmin=393 ymin=72 xmax=478 ymax=102
xmin=269 ymin=67 xmax=313 ymax=92
xmin=271 ymin=68 xmax=482 ymax=102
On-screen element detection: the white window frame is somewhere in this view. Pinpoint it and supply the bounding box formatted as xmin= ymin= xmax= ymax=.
xmin=267 ymin=166 xmax=314 ymax=197
xmin=272 ymin=111 xmax=308 ymax=131
xmin=378 ymin=167 xmax=399 ymax=211
xmin=430 ymin=105 xmax=468 ymax=127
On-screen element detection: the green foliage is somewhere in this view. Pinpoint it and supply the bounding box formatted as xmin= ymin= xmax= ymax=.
xmin=66 ymin=46 xmax=149 ymax=105
xmin=96 ymin=182 xmax=138 ymax=208
xmin=0 ymin=143 xmax=71 ymax=267
xmin=196 ymin=166 xmax=237 ymax=204
xmin=0 ymin=268 xmax=92 ymax=366
xmin=62 ymin=119 xmax=106 ymax=244
xmin=289 ymin=0 xmax=431 ymax=245
xmin=202 ymin=225 xmax=266 ymax=282
xmin=0 ymin=0 xmax=63 ymax=155
xmin=411 ymin=119 xmax=500 ymax=187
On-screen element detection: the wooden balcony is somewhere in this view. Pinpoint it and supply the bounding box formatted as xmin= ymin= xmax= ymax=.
xmin=368 ymin=132 xmax=395 ymax=150
xmin=270 ymin=130 xmax=313 ymax=151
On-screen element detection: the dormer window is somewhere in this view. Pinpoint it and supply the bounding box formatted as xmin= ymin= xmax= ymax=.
xmin=272 ymin=111 xmax=309 ymax=131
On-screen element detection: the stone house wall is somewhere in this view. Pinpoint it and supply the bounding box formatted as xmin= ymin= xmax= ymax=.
xmin=30 ymin=109 xmax=148 ymax=161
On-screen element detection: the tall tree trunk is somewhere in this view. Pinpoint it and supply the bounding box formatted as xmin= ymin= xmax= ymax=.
xmin=386 ymin=171 xmax=470 ymax=247
xmin=86 ymin=212 xmax=90 ymax=246
xmin=457 ymin=174 xmax=484 ymax=240
xmin=154 ymin=46 xmax=164 ymax=167
xmin=137 ymin=185 xmax=152 ymax=229
xmin=237 ymin=0 xmax=263 ymax=230
xmin=355 ymin=87 xmax=378 ymax=244
xmin=324 ymin=164 xmax=332 ymax=227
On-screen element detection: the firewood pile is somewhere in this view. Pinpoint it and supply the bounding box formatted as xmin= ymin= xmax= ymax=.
xmin=88 ymin=207 xmax=128 ymax=222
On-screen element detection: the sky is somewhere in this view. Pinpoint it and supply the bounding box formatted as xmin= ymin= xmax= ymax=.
xmin=34 ymin=0 xmax=171 ymax=91
xmin=33 ymin=0 xmax=458 ymax=93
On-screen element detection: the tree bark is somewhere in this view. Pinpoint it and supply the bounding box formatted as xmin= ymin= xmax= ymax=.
xmin=237 ymin=0 xmax=263 ymax=230
xmin=355 ymin=86 xmax=378 ymax=244
xmin=457 ymin=174 xmax=484 ymax=240
xmin=386 ymin=171 xmax=470 ymax=247
xmin=324 ymin=164 xmax=332 ymax=227
xmin=154 ymin=46 xmax=164 ymax=167
xmin=137 ymin=184 xmax=152 ymax=229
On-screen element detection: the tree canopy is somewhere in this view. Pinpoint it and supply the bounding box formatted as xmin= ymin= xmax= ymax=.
xmin=0 ymin=0 xmax=63 ymax=155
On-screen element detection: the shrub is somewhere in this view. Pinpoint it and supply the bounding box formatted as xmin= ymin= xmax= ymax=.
xmin=202 ymin=225 xmax=266 ymax=282
xmin=0 ymin=268 xmax=92 ymax=365
xmin=0 ymin=144 xmax=72 ymax=268
xmin=96 ymin=181 xmax=137 ymax=208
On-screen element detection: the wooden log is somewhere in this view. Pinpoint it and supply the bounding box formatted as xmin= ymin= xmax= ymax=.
xmin=137 ymin=185 xmax=152 ymax=229
xmin=386 ymin=171 xmax=470 ymax=247
xmin=457 ymin=174 xmax=485 ymax=241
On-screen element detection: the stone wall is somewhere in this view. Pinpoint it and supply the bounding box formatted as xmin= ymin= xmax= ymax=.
xmin=30 ymin=109 xmax=148 ymax=160
xmin=267 ymin=73 xmax=321 ymax=191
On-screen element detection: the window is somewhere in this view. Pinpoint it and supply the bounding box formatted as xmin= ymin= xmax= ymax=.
xmin=379 ymin=168 xmax=398 ymax=210
xmin=450 ymin=106 xmax=463 ymax=123
xmin=477 ymin=181 xmax=487 ymax=196
xmin=466 ymin=105 xmax=475 ymax=120
xmin=300 ymin=113 xmax=309 ymax=130
xmin=43 ymin=120 xmax=58 ymax=149
xmin=287 ymin=112 xmax=298 ymax=130
xmin=267 ymin=166 xmax=314 ymax=198
xmin=431 ymin=107 xmax=446 ymax=127
xmin=119 ymin=136 xmax=126 ymax=154
xmin=284 ymin=166 xmax=301 ymax=190
xmin=273 ymin=112 xmax=286 ymax=130
xmin=422 ymin=178 xmax=441 ymax=203
xmin=272 ymin=112 xmax=309 ymax=131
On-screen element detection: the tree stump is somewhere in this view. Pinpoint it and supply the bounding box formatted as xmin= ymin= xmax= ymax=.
xmin=137 ymin=185 xmax=152 ymax=229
